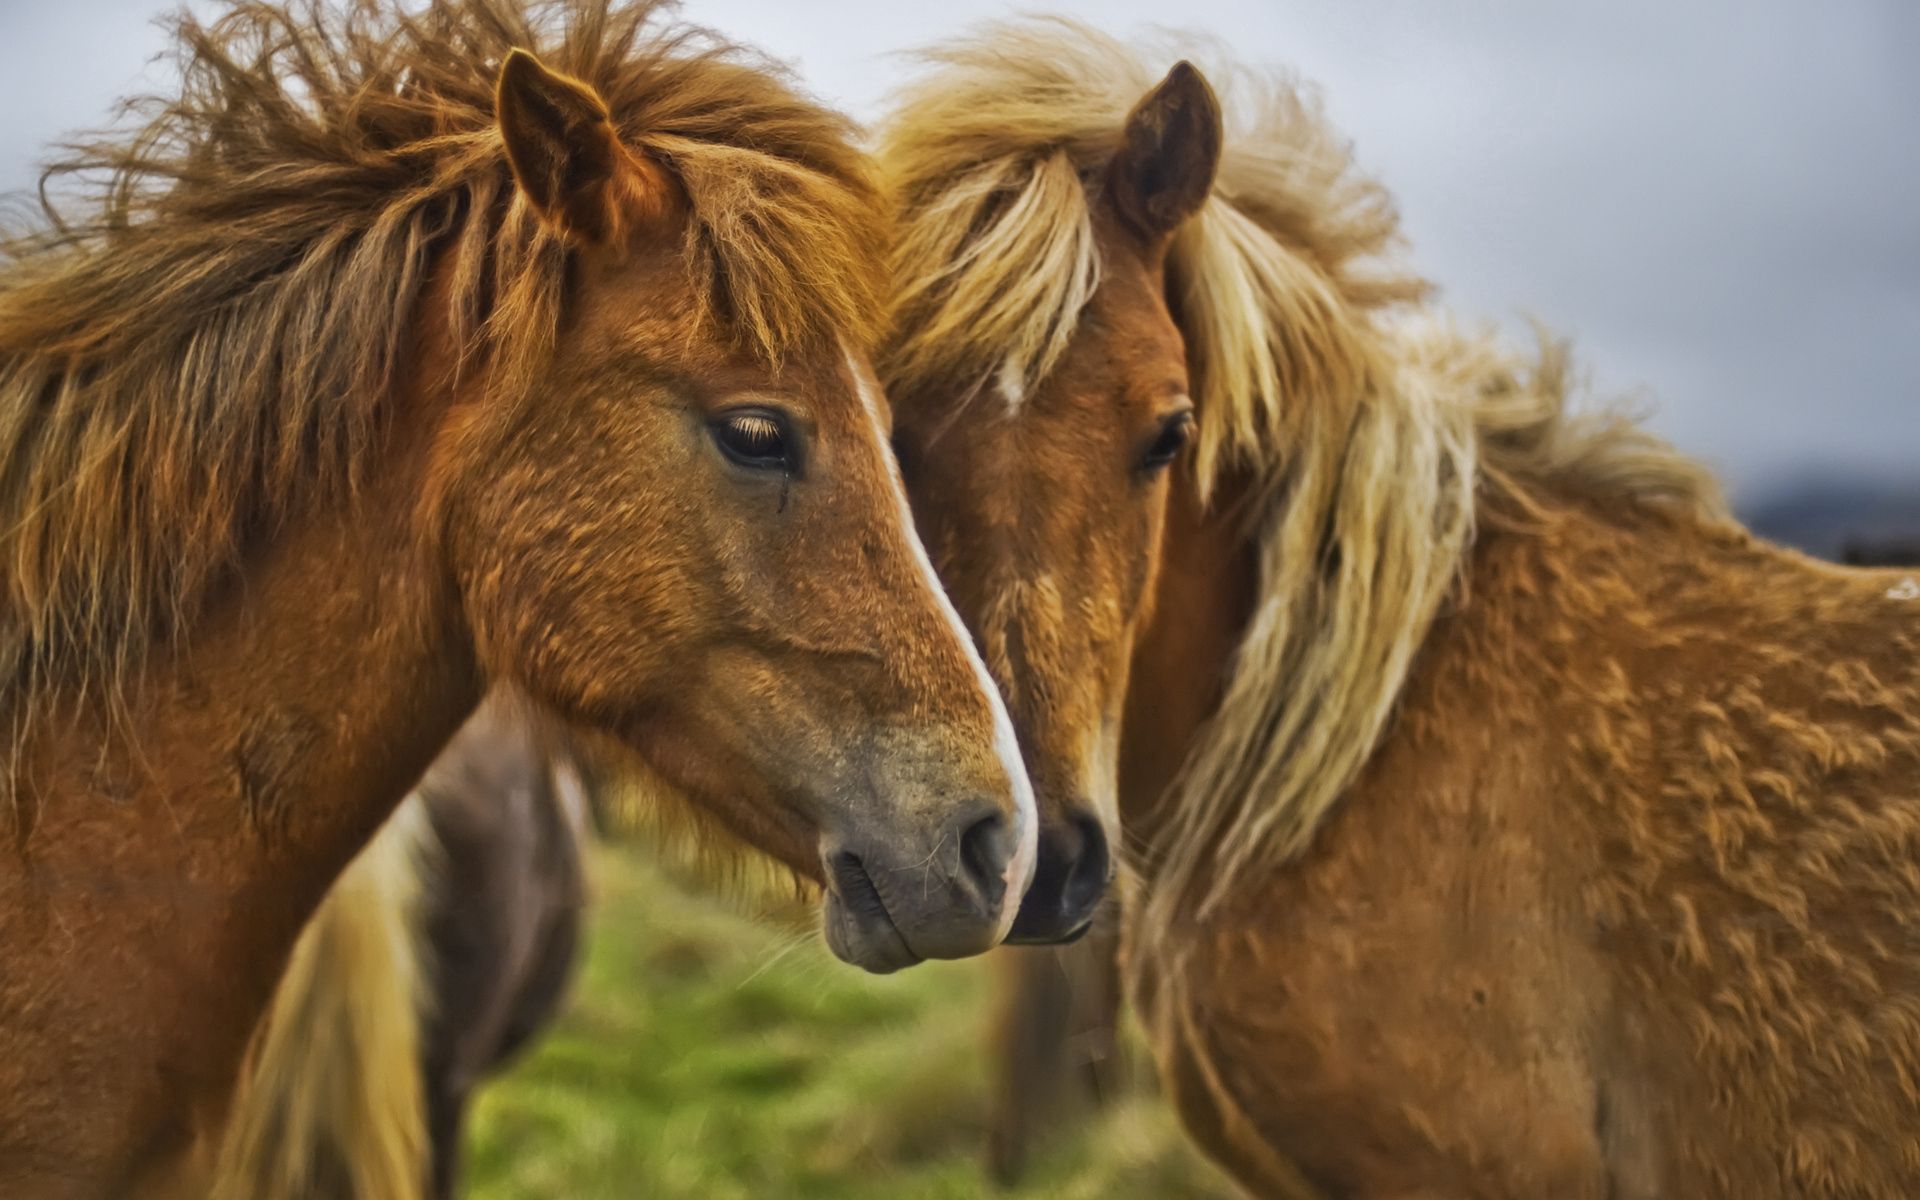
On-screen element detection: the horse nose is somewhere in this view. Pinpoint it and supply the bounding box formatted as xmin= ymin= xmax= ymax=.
xmin=827 ymin=801 xmax=1015 ymax=967
xmin=1004 ymin=807 xmax=1110 ymax=944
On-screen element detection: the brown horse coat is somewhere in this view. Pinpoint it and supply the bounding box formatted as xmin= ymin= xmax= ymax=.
xmin=0 ymin=2 xmax=1036 ymax=1192
xmin=877 ymin=19 xmax=1920 ymax=1197
xmin=1136 ymin=491 xmax=1920 ymax=1197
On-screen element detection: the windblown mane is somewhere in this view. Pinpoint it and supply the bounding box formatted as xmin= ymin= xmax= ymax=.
xmin=0 ymin=0 xmax=885 ymax=735
xmin=878 ymin=19 xmax=1729 ymax=920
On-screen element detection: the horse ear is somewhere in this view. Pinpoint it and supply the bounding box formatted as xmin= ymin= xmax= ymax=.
xmin=1106 ymin=61 xmax=1223 ymax=242
xmin=496 ymin=49 xmax=630 ymax=243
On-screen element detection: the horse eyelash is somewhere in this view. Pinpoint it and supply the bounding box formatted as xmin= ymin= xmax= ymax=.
xmin=733 ymin=414 xmax=782 ymax=447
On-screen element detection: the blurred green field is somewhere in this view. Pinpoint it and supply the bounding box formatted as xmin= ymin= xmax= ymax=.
xmin=464 ymin=840 xmax=1235 ymax=1199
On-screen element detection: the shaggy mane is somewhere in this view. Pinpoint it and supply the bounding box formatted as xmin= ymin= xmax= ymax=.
xmin=0 ymin=0 xmax=886 ymax=733
xmin=877 ymin=19 xmax=1730 ymax=920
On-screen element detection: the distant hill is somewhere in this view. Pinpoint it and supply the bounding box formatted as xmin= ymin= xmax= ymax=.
xmin=1742 ymin=478 xmax=1920 ymax=564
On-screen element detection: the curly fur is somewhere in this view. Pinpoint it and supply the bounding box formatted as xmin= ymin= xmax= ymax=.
xmin=879 ymin=19 xmax=1920 ymax=1196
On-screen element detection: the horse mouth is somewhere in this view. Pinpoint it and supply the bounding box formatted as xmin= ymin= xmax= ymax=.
xmin=822 ymin=850 xmax=923 ymax=974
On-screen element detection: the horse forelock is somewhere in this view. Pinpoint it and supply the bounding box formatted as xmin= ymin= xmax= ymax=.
xmin=0 ymin=0 xmax=886 ymax=737
xmin=874 ymin=18 xmax=1418 ymax=418
xmin=875 ymin=18 xmax=1732 ymax=936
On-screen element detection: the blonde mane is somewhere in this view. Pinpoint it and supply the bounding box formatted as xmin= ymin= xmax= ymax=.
xmin=0 ymin=0 xmax=886 ymax=737
xmin=878 ymin=19 xmax=1729 ymax=921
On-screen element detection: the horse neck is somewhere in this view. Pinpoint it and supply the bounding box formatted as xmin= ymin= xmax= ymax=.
xmin=0 ymin=353 xmax=481 ymax=1187
xmin=1117 ymin=464 xmax=1260 ymax=855
xmin=143 ymin=428 xmax=480 ymax=890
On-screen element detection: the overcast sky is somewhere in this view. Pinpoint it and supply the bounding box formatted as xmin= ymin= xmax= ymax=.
xmin=1 ymin=0 xmax=1913 ymax=503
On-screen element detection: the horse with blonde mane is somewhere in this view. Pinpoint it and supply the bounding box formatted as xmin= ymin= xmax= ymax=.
xmin=0 ymin=0 xmax=1046 ymax=1191
xmin=880 ymin=20 xmax=1920 ymax=1197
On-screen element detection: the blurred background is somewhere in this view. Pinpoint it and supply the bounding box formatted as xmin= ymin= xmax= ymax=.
xmin=1 ymin=2 xmax=1913 ymax=1196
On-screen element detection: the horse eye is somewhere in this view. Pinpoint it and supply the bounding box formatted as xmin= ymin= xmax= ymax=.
xmin=1139 ymin=410 xmax=1194 ymax=475
xmin=711 ymin=408 xmax=793 ymax=471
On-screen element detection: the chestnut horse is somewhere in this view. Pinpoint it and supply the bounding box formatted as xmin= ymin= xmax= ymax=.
xmin=0 ymin=0 xmax=1042 ymax=1193
xmin=882 ymin=20 xmax=1920 ymax=1198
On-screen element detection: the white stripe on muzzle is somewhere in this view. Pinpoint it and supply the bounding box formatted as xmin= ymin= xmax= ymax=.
xmin=843 ymin=346 xmax=1039 ymax=937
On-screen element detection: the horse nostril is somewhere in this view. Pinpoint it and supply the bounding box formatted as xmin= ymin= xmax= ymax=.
xmin=827 ymin=849 xmax=889 ymax=922
xmin=958 ymin=810 xmax=1015 ymax=905
xmin=1060 ymin=812 xmax=1110 ymax=916
xmin=1004 ymin=805 xmax=1112 ymax=944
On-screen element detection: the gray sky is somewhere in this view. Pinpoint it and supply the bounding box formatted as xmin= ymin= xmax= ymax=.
xmin=2 ymin=0 xmax=1914 ymax=503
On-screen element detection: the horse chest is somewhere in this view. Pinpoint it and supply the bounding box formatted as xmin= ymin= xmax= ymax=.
xmin=1140 ymin=910 xmax=1617 ymax=1198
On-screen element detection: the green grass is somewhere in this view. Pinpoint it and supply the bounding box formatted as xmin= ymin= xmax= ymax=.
xmin=464 ymin=842 xmax=1235 ymax=1199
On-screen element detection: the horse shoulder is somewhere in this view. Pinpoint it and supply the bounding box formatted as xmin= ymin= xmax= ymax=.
xmin=1136 ymin=534 xmax=1624 ymax=1196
